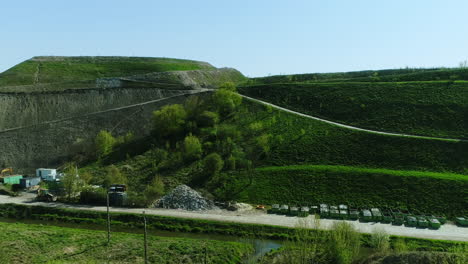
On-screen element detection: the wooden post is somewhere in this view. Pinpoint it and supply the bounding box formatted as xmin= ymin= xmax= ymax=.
xmin=143 ymin=211 xmax=148 ymax=264
xmin=107 ymin=191 xmax=111 ymax=244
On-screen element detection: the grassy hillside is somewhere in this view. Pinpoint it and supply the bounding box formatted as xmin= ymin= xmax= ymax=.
xmin=239 ymin=81 xmax=468 ymax=139
xmin=74 ymin=91 xmax=467 ymax=216
xmin=226 ymin=165 xmax=468 ymax=217
xmin=237 ymin=101 xmax=468 ymax=172
xmin=0 ymin=56 xmax=215 ymax=87
xmin=0 ymin=221 xmax=251 ymax=264
xmin=250 ymin=67 xmax=468 ymax=84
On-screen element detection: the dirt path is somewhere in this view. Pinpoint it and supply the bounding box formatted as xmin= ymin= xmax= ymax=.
xmin=1 ymin=194 xmax=466 ymax=242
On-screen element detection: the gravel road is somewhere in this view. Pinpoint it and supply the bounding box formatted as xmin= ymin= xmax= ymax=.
xmin=1 ymin=194 xmax=466 ymax=242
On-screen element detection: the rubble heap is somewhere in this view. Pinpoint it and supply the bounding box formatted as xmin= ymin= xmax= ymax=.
xmin=157 ymin=185 xmax=216 ymax=211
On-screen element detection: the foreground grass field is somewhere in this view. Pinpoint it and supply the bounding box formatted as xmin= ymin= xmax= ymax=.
xmin=0 ymin=221 xmax=251 ymax=264
xmin=239 ymin=81 xmax=468 ymax=139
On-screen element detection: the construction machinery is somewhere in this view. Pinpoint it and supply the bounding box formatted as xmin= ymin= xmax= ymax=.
xmin=1 ymin=168 xmax=13 ymax=177
xmin=36 ymin=189 xmax=57 ymax=202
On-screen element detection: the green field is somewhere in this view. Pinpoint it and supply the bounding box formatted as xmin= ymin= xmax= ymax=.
xmin=0 ymin=221 xmax=251 ymax=264
xmin=0 ymin=56 xmax=215 ymax=87
xmin=225 ymin=165 xmax=467 ymax=217
xmin=239 ymin=81 xmax=468 ymax=139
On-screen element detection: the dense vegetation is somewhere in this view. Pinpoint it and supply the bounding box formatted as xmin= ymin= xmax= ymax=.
xmin=0 ymin=56 xmax=215 ymax=87
xmin=249 ymin=67 xmax=468 ymax=84
xmin=0 ymin=221 xmax=251 ymax=264
xmin=239 ymin=81 xmax=468 ymax=139
xmin=66 ymin=84 xmax=468 ymax=214
xmin=223 ymin=165 xmax=468 ymax=217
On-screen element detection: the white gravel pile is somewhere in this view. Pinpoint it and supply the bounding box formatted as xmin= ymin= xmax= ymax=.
xmin=157 ymin=185 xmax=216 ymax=211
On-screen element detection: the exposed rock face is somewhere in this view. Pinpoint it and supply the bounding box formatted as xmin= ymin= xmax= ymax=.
xmin=157 ymin=185 xmax=216 ymax=211
xmin=124 ymin=68 xmax=246 ymax=89
xmin=0 ymin=91 xmax=210 ymax=173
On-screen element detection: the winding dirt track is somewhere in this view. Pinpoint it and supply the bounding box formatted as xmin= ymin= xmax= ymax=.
xmin=0 ymin=194 xmax=466 ymax=242
xmin=240 ymin=94 xmax=467 ymax=142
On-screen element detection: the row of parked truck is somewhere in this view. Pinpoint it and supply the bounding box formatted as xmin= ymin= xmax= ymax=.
xmin=267 ymin=204 xmax=468 ymax=229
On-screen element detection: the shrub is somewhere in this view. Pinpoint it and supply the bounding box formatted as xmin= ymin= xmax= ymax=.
xmin=152 ymin=104 xmax=187 ymax=138
xmin=370 ymin=227 xmax=390 ymax=254
xmin=95 ymin=130 xmax=116 ymax=158
xmin=328 ymin=222 xmax=361 ymax=264
xmin=183 ymin=134 xmax=203 ymax=161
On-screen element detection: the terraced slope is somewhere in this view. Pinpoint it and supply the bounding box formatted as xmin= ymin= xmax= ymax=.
xmin=239 ymin=81 xmax=468 ymax=139
xmin=0 ymin=56 xmax=215 ymax=87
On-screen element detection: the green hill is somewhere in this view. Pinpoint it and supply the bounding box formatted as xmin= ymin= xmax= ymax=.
xmin=249 ymin=67 xmax=468 ymax=84
xmin=78 ymin=92 xmax=467 ymax=216
xmin=0 ymin=56 xmax=215 ymax=87
xmin=228 ymin=165 xmax=468 ymax=217
xmin=239 ymin=81 xmax=468 ymax=139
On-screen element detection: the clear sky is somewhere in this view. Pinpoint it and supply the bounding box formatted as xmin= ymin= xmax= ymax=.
xmin=2 ymin=0 xmax=468 ymax=77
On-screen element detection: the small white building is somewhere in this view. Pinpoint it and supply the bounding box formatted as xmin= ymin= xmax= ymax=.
xmin=36 ymin=168 xmax=57 ymax=181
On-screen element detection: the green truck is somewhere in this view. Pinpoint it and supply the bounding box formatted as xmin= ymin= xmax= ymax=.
xmin=406 ymin=216 xmax=417 ymax=227
xmin=427 ymin=217 xmax=441 ymax=229
xmin=360 ymin=209 xmax=372 ymax=222
xmin=349 ymin=209 xmax=359 ymax=220
xmin=298 ymin=206 xmax=310 ymax=217
xmin=268 ymin=204 xmax=280 ymax=214
xmin=371 ymin=208 xmax=383 ymax=222
xmin=455 ymin=217 xmax=468 ymax=227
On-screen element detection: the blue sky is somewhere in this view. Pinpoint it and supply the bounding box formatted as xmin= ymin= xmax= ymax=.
xmin=2 ymin=0 xmax=468 ymax=77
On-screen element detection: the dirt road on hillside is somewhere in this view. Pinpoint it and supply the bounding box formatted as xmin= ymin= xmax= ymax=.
xmin=240 ymin=94 xmax=467 ymax=142
xmin=1 ymin=194 xmax=466 ymax=242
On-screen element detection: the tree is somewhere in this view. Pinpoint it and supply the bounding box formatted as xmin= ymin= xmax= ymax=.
xmin=255 ymin=134 xmax=271 ymax=156
xmin=369 ymin=227 xmax=390 ymax=254
xmin=184 ymin=95 xmax=204 ymax=121
xmin=328 ymin=222 xmax=361 ymax=264
xmin=152 ymin=104 xmax=187 ymax=138
xmin=197 ymin=111 xmax=219 ymax=128
xmin=62 ymin=163 xmax=81 ymax=201
xmin=219 ymin=82 xmax=237 ymax=92
xmin=80 ymin=171 xmax=93 ymax=184
xmin=183 ymin=134 xmax=203 ymax=161
xmin=212 ymin=89 xmax=242 ymax=116
xmin=203 ymin=153 xmax=224 ymax=177
xmin=144 ymin=176 xmax=165 ymax=205
xmin=95 ymin=130 xmax=116 ymax=158
xmin=103 ymin=165 xmax=127 ymax=188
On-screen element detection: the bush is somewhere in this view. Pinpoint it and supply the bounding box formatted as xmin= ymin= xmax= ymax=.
xmin=203 ymin=153 xmax=224 ymax=177
xmin=370 ymin=227 xmax=391 ymax=254
xmin=328 ymin=222 xmax=361 ymax=264
xmin=95 ymin=130 xmax=116 ymax=158
xmin=212 ymin=89 xmax=242 ymax=116
xmin=152 ymin=104 xmax=187 ymax=138
xmin=183 ymin=134 xmax=203 ymax=161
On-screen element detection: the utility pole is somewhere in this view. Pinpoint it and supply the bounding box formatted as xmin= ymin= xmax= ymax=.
xmin=107 ymin=191 xmax=111 ymax=244
xmin=143 ymin=211 xmax=148 ymax=264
